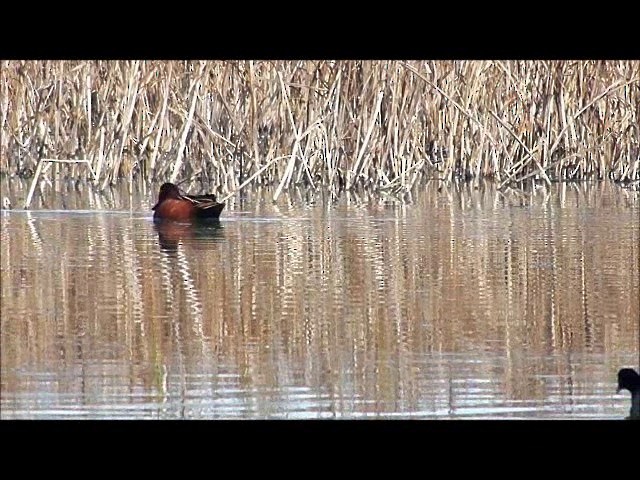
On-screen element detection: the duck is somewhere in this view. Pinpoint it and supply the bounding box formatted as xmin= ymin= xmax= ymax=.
xmin=152 ymin=182 xmax=225 ymax=222
xmin=616 ymin=368 xmax=640 ymax=419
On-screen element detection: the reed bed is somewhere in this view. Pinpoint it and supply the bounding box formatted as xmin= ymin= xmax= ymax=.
xmin=1 ymin=60 xmax=639 ymax=201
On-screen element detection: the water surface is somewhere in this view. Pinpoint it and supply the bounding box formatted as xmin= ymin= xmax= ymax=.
xmin=1 ymin=179 xmax=639 ymax=419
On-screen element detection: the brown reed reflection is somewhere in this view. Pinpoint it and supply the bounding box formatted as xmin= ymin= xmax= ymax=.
xmin=1 ymin=180 xmax=638 ymax=418
xmin=154 ymin=220 xmax=225 ymax=252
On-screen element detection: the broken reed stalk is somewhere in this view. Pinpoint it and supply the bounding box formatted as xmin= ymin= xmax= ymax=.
xmin=219 ymin=155 xmax=289 ymax=204
xmin=547 ymin=77 xmax=640 ymax=161
xmin=273 ymin=71 xmax=301 ymax=201
xmin=170 ymin=62 xmax=206 ymax=183
xmin=490 ymin=111 xmax=550 ymax=187
xmin=399 ymin=61 xmax=500 ymax=151
xmin=24 ymin=158 xmax=97 ymax=208
xmin=349 ymin=90 xmax=384 ymax=188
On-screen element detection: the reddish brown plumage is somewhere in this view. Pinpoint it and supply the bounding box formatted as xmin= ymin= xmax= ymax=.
xmin=152 ymin=183 xmax=225 ymax=222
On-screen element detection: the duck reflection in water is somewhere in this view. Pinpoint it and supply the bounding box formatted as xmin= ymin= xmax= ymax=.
xmin=617 ymin=368 xmax=640 ymax=420
xmin=154 ymin=220 xmax=225 ymax=252
xmin=151 ymin=182 xmax=226 ymax=252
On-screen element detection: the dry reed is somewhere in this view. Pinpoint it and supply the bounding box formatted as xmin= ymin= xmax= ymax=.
xmin=1 ymin=60 xmax=639 ymax=201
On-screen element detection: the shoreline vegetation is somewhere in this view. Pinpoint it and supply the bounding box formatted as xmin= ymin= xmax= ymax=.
xmin=1 ymin=60 xmax=639 ymax=203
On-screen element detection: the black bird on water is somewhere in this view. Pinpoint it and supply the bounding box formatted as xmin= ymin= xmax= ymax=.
xmin=617 ymin=368 xmax=640 ymax=419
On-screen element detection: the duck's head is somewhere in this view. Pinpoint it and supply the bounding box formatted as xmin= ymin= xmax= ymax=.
xmin=153 ymin=182 xmax=182 ymax=208
xmin=152 ymin=183 xmax=182 ymax=211
xmin=617 ymin=368 xmax=640 ymax=394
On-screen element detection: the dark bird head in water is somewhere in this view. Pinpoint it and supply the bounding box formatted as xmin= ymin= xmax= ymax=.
xmin=617 ymin=368 xmax=640 ymax=394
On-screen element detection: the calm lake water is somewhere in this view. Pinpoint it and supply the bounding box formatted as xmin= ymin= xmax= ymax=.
xmin=1 ymin=178 xmax=639 ymax=419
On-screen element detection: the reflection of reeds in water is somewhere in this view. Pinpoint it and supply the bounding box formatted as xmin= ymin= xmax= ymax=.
xmin=1 ymin=61 xmax=639 ymax=199
xmin=0 ymin=176 xmax=155 ymax=211
xmin=154 ymin=221 xmax=225 ymax=252
xmin=1 ymin=182 xmax=638 ymax=416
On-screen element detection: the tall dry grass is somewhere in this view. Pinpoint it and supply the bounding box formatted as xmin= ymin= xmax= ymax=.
xmin=1 ymin=60 xmax=639 ymax=200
